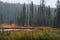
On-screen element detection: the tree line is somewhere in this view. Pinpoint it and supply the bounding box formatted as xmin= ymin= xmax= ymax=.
xmin=0 ymin=0 xmax=60 ymax=28
xmin=17 ymin=0 xmax=52 ymax=27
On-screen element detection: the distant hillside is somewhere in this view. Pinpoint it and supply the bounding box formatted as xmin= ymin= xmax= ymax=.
xmin=0 ymin=1 xmax=56 ymax=24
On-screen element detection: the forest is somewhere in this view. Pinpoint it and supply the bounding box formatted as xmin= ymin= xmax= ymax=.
xmin=0 ymin=0 xmax=57 ymax=28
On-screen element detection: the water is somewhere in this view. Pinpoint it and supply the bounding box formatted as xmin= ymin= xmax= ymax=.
xmin=0 ymin=28 xmax=33 ymax=31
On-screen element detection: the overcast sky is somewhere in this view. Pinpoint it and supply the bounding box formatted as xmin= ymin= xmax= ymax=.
xmin=0 ymin=0 xmax=59 ymax=8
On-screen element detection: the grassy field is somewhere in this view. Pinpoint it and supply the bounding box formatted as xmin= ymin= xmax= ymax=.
xmin=0 ymin=28 xmax=60 ymax=40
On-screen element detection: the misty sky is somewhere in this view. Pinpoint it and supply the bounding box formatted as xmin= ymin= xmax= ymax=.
xmin=0 ymin=0 xmax=59 ymax=8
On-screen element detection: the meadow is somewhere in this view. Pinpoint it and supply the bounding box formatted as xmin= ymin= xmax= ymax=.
xmin=0 ymin=27 xmax=60 ymax=40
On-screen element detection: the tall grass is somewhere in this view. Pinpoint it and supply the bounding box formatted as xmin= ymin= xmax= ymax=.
xmin=0 ymin=29 xmax=60 ymax=40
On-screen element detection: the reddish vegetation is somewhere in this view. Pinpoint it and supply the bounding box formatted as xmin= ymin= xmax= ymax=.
xmin=0 ymin=24 xmax=17 ymax=28
xmin=0 ymin=24 xmax=52 ymax=29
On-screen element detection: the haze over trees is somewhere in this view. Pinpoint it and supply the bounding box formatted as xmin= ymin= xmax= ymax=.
xmin=0 ymin=0 xmax=59 ymax=28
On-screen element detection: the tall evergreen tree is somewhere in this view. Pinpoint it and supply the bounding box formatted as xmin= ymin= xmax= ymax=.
xmin=17 ymin=3 xmax=26 ymax=26
xmin=48 ymin=6 xmax=51 ymax=26
xmin=22 ymin=3 xmax=26 ymax=26
xmin=56 ymin=0 xmax=60 ymax=28
xmin=29 ymin=1 xmax=33 ymax=26
xmin=38 ymin=0 xmax=45 ymax=26
xmin=46 ymin=6 xmax=51 ymax=26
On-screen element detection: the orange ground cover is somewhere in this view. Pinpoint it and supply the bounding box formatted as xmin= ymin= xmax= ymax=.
xmin=0 ymin=24 xmax=52 ymax=29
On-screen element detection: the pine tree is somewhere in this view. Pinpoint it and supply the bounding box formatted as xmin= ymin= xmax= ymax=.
xmin=17 ymin=3 xmax=26 ymax=26
xmin=46 ymin=6 xmax=51 ymax=26
xmin=56 ymin=0 xmax=60 ymax=28
xmin=22 ymin=3 xmax=26 ymax=26
xmin=48 ymin=6 xmax=51 ymax=26
xmin=38 ymin=0 xmax=45 ymax=26
xmin=29 ymin=1 xmax=33 ymax=26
